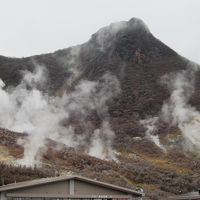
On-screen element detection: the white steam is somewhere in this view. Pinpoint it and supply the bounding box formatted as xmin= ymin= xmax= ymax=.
xmin=0 ymin=79 xmax=5 ymax=88
xmin=88 ymin=121 xmax=116 ymax=160
xmin=140 ymin=117 xmax=166 ymax=151
xmin=0 ymin=64 xmax=120 ymax=166
xmin=160 ymin=66 xmax=200 ymax=151
xmin=141 ymin=63 xmax=200 ymax=153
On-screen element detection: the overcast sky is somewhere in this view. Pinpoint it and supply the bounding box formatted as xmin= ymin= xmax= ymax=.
xmin=0 ymin=0 xmax=199 ymax=63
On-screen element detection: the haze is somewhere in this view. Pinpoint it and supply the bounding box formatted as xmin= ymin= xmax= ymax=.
xmin=0 ymin=0 xmax=199 ymax=63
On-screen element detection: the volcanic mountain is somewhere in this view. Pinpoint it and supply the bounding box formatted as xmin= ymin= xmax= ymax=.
xmin=0 ymin=18 xmax=200 ymax=199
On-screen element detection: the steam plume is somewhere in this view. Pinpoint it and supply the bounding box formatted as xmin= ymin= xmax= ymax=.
xmin=88 ymin=121 xmax=116 ymax=160
xmin=160 ymin=64 xmax=200 ymax=151
xmin=0 ymin=64 xmax=120 ymax=166
xmin=141 ymin=62 xmax=200 ymax=153
xmin=140 ymin=117 xmax=166 ymax=151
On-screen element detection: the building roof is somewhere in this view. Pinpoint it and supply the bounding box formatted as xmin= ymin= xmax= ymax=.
xmin=0 ymin=175 xmax=143 ymax=196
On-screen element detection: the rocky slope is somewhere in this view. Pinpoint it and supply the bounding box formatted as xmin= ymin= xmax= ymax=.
xmin=0 ymin=18 xmax=200 ymax=199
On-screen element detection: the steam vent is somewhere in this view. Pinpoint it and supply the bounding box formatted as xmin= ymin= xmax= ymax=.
xmin=0 ymin=176 xmax=145 ymax=200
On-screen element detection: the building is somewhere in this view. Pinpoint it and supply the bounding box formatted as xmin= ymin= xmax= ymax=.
xmin=0 ymin=175 xmax=145 ymax=200
xmin=168 ymin=191 xmax=200 ymax=200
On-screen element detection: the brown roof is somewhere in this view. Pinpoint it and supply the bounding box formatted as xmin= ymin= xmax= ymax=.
xmin=0 ymin=175 xmax=143 ymax=196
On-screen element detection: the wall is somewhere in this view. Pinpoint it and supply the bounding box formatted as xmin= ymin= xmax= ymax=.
xmin=9 ymin=180 xmax=69 ymax=195
xmin=74 ymin=180 xmax=129 ymax=196
xmin=0 ymin=192 xmax=7 ymax=200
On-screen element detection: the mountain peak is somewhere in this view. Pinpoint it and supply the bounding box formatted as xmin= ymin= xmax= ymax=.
xmin=127 ymin=17 xmax=150 ymax=32
xmin=96 ymin=17 xmax=150 ymax=36
xmin=89 ymin=18 xmax=150 ymax=52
